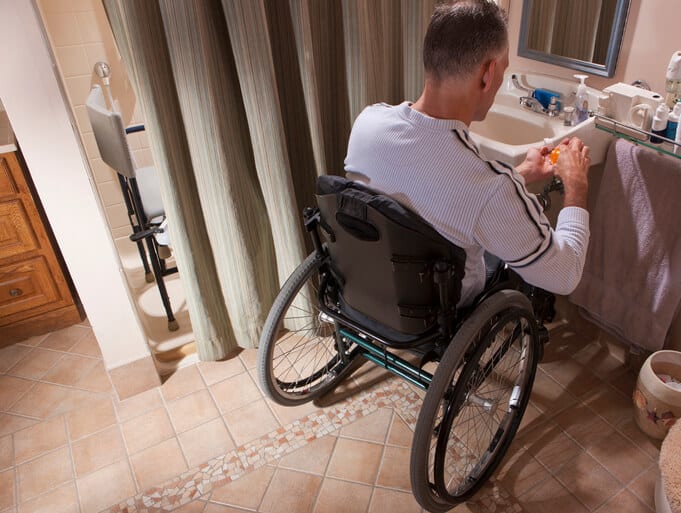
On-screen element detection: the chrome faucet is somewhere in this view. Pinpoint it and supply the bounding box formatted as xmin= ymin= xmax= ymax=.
xmin=519 ymin=96 xmax=547 ymax=113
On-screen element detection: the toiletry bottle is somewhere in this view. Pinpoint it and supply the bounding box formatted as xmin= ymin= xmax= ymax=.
xmin=574 ymin=74 xmax=590 ymax=123
xmin=665 ymin=51 xmax=681 ymax=108
xmin=665 ymin=100 xmax=681 ymax=141
xmin=676 ymin=116 xmax=681 ymax=155
xmin=651 ymin=103 xmax=669 ymax=144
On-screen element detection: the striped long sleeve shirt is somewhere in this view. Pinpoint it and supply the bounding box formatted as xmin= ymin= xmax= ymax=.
xmin=344 ymin=101 xmax=590 ymax=306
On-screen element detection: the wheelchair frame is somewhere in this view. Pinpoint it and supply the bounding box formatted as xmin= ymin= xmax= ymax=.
xmin=305 ymin=207 xmax=446 ymax=392
xmin=257 ymin=179 xmax=559 ymax=512
xmin=303 ymin=205 xmax=553 ymax=393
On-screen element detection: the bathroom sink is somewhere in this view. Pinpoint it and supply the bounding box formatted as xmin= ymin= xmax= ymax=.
xmin=469 ymin=73 xmax=613 ymax=167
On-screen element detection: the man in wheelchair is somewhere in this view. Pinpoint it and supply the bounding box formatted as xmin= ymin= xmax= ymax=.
xmin=257 ymin=1 xmax=591 ymax=512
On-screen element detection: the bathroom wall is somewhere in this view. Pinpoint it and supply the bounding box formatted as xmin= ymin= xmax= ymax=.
xmin=508 ymin=0 xmax=681 ymax=353
xmin=36 ymin=0 xmax=153 ymax=241
xmin=0 ymin=0 xmax=150 ymax=370
xmin=507 ymin=0 xmax=680 ymax=96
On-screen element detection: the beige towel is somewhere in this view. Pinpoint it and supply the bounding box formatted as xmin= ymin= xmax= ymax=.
xmin=570 ymin=139 xmax=681 ymax=351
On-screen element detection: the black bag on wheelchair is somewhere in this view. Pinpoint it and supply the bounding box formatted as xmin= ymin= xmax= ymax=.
xmin=315 ymin=175 xmax=466 ymax=343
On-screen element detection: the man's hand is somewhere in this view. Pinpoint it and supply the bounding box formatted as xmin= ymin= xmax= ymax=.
xmin=516 ymin=146 xmax=554 ymax=184
xmin=554 ymin=137 xmax=590 ymax=209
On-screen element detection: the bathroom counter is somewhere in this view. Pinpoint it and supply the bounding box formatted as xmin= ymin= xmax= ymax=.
xmin=0 ymin=111 xmax=17 ymax=153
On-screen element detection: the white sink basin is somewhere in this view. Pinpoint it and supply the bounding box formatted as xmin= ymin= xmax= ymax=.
xmin=469 ymin=73 xmax=613 ymax=167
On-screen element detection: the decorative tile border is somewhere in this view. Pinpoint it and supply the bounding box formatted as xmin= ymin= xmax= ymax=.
xmin=104 ymin=375 xmax=521 ymax=513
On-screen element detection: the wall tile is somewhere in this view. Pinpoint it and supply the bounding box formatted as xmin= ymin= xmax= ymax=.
xmin=89 ymin=158 xmax=116 ymax=184
xmin=73 ymin=104 xmax=91 ymax=133
xmin=81 ymin=131 xmax=100 ymax=158
xmin=55 ymin=45 xmax=90 ymax=77
xmin=75 ymin=11 xmax=102 ymax=44
xmin=44 ymin=12 xmax=82 ymax=46
xmin=98 ymin=179 xmax=124 ymax=206
xmin=83 ymin=42 xmax=107 ymax=71
xmin=105 ymin=203 xmax=131 ymax=231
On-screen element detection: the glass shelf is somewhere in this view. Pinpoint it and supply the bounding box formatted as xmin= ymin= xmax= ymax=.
xmin=594 ymin=115 xmax=681 ymax=160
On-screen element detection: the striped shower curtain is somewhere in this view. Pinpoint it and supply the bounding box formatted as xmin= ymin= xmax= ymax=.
xmin=102 ymin=0 xmax=436 ymax=360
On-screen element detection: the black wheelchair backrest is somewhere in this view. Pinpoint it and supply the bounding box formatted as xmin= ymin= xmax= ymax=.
xmin=316 ymin=175 xmax=466 ymax=338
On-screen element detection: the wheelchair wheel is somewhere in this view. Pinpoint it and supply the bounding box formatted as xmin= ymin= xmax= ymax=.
xmin=258 ymin=252 xmax=357 ymax=406
xmin=411 ymin=290 xmax=539 ymax=512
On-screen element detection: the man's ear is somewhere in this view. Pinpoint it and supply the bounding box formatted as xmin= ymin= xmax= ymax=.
xmin=481 ymin=59 xmax=497 ymax=92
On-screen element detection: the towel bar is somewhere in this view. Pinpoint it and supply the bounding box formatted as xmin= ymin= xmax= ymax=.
xmin=594 ymin=114 xmax=681 ymax=160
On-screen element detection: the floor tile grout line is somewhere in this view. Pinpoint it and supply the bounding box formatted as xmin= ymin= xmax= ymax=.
xmin=624 ymin=461 xmax=659 ymax=510
xmin=522 ymin=409 xmax=656 ymax=511
xmin=197 ymin=369 xmax=241 ymax=458
xmin=530 ymin=367 xmax=657 ymax=464
xmin=252 ymin=462 xmax=280 ymax=513
xmin=307 ymin=430 xmax=341 ymax=513
xmin=5 ymin=338 xmax=652 ymax=513
xmin=550 ymin=460 xmax=623 ymax=512
xmin=156 ymin=381 xmax=192 ymax=477
xmin=372 ymin=408 xmax=396 ymax=492
xmin=2 ymin=380 xmax=40 ymax=418
xmin=100 ymin=378 xmax=405 ymax=512
xmin=63 ymin=414 xmax=84 ymax=513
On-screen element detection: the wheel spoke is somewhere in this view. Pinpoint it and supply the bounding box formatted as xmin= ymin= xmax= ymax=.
xmin=259 ymin=254 xmax=353 ymax=404
xmin=412 ymin=294 xmax=540 ymax=511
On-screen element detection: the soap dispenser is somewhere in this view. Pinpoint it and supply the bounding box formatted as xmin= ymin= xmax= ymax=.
xmin=574 ymin=74 xmax=590 ymax=123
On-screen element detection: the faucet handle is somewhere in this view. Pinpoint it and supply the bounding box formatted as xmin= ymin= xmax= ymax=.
xmin=548 ymin=96 xmax=560 ymax=117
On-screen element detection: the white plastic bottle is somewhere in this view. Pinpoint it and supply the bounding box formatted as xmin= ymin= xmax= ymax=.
xmin=665 ymin=51 xmax=681 ymax=108
xmin=574 ymin=74 xmax=590 ymax=124
xmin=665 ymin=101 xmax=681 ymax=141
xmin=651 ymin=103 xmax=669 ymax=144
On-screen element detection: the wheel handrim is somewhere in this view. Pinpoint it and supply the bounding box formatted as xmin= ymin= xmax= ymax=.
xmin=269 ymin=266 xmax=344 ymax=398
xmin=429 ymin=311 xmax=535 ymax=500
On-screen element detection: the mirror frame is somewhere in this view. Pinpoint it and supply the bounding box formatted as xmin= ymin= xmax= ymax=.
xmin=517 ymin=0 xmax=631 ymax=78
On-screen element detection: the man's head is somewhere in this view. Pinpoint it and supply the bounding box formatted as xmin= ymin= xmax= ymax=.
xmin=423 ymin=0 xmax=508 ymax=82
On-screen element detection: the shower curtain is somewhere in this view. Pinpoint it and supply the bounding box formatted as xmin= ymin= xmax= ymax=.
xmin=102 ymin=0 xmax=436 ymax=360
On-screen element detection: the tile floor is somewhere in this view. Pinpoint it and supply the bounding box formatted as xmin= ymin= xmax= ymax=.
xmin=0 ymin=319 xmax=662 ymax=513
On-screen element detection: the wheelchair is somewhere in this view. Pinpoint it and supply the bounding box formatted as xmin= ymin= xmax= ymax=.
xmin=257 ymin=175 xmax=558 ymax=512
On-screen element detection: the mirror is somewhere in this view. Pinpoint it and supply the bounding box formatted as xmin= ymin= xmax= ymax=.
xmin=518 ymin=0 xmax=630 ymax=78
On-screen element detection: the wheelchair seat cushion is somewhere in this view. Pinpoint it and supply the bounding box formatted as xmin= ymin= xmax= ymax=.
xmin=316 ymin=175 xmax=466 ymax=340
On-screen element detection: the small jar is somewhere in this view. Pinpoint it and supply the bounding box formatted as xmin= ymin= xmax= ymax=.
xmin=633 ymin=350 xmax=681 ymax=440
xmin=563 ymin=106 xmax=575 ymax=126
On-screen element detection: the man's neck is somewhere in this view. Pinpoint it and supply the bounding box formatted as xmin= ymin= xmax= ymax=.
xmin=410 ymin=77 xmax=478 ymax=126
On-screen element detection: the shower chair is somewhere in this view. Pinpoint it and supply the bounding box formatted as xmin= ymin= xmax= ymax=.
xmin=86 ymin=85 xmax=178 ymax=331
